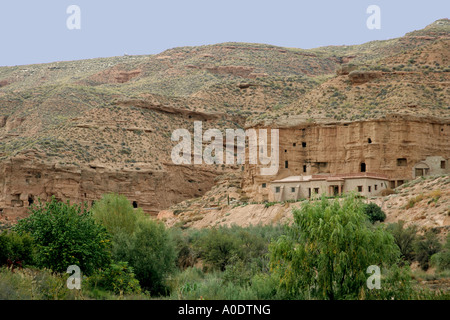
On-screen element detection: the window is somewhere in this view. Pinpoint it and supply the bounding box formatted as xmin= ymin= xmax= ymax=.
xmin=291 ymin=187 xmax=296 ymax=193
xmin=303 ymin=165 xmax=307 ymax=173
xmin=285 ymin=161 xmax=289 ymax=169
xmin=357 ymin=186 xmax=363 ymax=192
xmin=284 ymin=149 xmax=287 ymax=153
xmin=368 ymin=138 xmax=372 ymax=144
xmin=397 ymin=158 xmax=407 ymax=166
xmin=314 ymin=188 xmax=319 ymax=194
xmin=293 ymin=143 xmax=296 ymax=147
xmin=302 ymin=142 xmax=307 ymax=148
xmin=262 ymin=183 xmax=266 ymax=188
xmin=374 ymin=185 xmax=378 ymax=191
xmin=441 ymin=161 xmax=446 ymax=169
xmin=368 ymin=186 xmax=371 ymax=192
xmin=360 ymin=162 xmax=366 ymax=172
xmin=275 ymin=187 xmax=280 ymax=193
xmin=132 ymin=201 xmax=138 ymax=208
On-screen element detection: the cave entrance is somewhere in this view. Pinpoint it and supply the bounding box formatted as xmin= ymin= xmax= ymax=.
xmin=360 ymin=162 xmax=366 ymax=173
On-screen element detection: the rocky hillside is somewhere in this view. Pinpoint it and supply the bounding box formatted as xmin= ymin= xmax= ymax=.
xmin=158 ymin=174 xmax=450 ymax=237
xmin=0 ymin=19 xmax=449 ymax=221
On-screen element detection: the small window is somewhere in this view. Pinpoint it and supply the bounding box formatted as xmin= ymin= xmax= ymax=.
xmin=293 ymin=143 xmax=296 ymax=147
xmin=284 ymin=149 xmax=287 ymax=153
xmin=357 ymin=186 xmax=363 ymax=192
xmin=285 ymin=161 xmax=289 ymax=169
xmin=303 ymin=165 xmax=307 ymax=173
xmin=262 ymin=183 xmax=267 ymax=188
xmin=132 ymin=201 xmax=138 ymax=208
xmin=314 ymin=188 xmax=319 ymax=194
xmin=397 ymin=158 xmax=407 ymax=166
xmin=291 ymin=187 xmax=296 ymax=193
xmin=275 ymin=187 xmax=280 ymax=193
xmin=302 ymin=142 xmax=307 ymax=148
xmin=374 ymin=185 xmax=378 ymax=191
xmin=441 ymin=160 xmax=446 ymax=169
xmin=368 ymin=138 xmax=372 ymax=144
xmin=368 ymin=186 xmax=371 ymax=192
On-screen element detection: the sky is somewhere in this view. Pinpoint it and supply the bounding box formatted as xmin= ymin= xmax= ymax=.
xmin=0 ymin=0 xmax=448 ymax=67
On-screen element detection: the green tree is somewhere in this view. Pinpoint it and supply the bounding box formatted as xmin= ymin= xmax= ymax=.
xmin=91 ymin=193 xmax=141 ymax=236
xmin=414 ymin=230 xmax=442 ymax=271
xmin=269 ymin=195 xmax=400 ymax=300
xmin=386 ymin=221 xmax=418 ymax=263
xmin=13 ymin=197 xmax=111 ymax=275
xmin=363 ymin=203 xmax=386 ymax=223
xmin=92 ymin=193 xmax=177 ymax=295
xmin=430 ymin=233 xmax=450 ymax=271
xmin=0 ymin=231 xmax=35 ymax=267
xmin=86 ymin=261 xmax=141 ymax=295
xmin=124 ymin=218 xmax=177 ymax=295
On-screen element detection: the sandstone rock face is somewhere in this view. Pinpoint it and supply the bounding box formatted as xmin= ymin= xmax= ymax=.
xmin=243 ymin=115 xmax=450 ymax=201
xmin=0 ymin=154 xmax=218 ymax=223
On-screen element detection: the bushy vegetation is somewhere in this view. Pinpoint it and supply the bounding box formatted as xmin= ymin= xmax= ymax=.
xmin=0 ymin=194 xmax=448 ymax=300
xmin=431 ymin=234 xmax=450 ymax=272
xmin=13 ymin=197 xmax=111 ymax=275
xmin=92 ymin=193 xmax=177 ymax=295
xmin=269 ymin=195 xmax=400 ymax=300
xmin=363 ymin=203 xmax=386 ymax=223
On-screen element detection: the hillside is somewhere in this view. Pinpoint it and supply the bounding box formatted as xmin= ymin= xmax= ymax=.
xmin=158 ymin=174 xmax=450 ymax=238
xmin=0 ymin=19 xmax=449 ymax=221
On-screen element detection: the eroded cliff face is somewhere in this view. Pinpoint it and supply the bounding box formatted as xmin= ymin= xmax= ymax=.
xmin=243 ymin=114 xmax=450 ymax=201
xmin=0 ymin=151 xmax=218 ymax=222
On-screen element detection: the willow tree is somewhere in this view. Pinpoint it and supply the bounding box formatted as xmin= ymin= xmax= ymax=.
xmin=269 ymin=194 xmax=400 ymax=300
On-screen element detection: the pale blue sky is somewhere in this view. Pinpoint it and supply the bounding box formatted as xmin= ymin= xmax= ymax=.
xmin=0 ymin=0 xmax=448 ymax=66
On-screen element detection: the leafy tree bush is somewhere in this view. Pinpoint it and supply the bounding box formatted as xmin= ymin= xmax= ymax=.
xmin=192 ymin=224 xmax=284 ymax=272
xmin=86 ymin=261 xmax=141 ymax=295
xmin=0 ymin=231 xmax=35 ymax=267
xmin=430 ymin=233 xmax=450 ymax=271
xmin=0 ymin=267 xmax=78 ymax=300
xmin=91 ymin=193 xmax=141 ymax=237
xmin=386 ymin=221 xmax=418 ymax=262
xmin=363 ymin=203 xmax=386 ymax=223
xmin=124 ymin=218 xmax=177 ymax=295
xmin=414 ymin=230 xmax=442 ymax=271
xmin=269 ymin=195 xmax=400 ymax=300
xmin=91 ymin=193 xmax=177 ymax=295
xmin=13 ymin=197 xmax=111 ymax=275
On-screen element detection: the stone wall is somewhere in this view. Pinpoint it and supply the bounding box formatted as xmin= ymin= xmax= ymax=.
xmin=243 ymin=114 xmax=450 ymax=201
xmin=0 ymin=153 xmax=218 ymax=222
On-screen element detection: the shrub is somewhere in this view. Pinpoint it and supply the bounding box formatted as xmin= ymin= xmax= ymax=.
xmin=193 ymin=227 xmax=239 ymax=272
xmin=92 ymin=193 xmax=177 ymax=296
xmin=363 ymin=203 xmax=386 ymax=223
xmin=92 ymin=193 xmax=141 ymax=236
xmin=386 ymin=221 xmax=418 ymax=263
xmin=0 ymin=231 xmax=35 ymax=267
xmin=269 ymin=195 xmax=400 ymax=300
xmin=430 ymin=233 xmax=450 ymax=271
xmin=123 ymin=218 xmax=177 ymax=295
xmin=86 ymin=261 xmax=141 ymax=295
xmin=414 ymin=230 xmax=442 ymax=271
xmin=13 ymin=197 xmax=111 ymax=275
xmin=0 ymin=267 xmax=78 ymax=300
